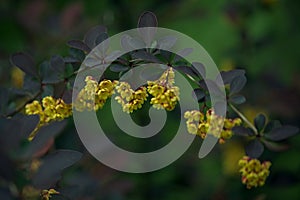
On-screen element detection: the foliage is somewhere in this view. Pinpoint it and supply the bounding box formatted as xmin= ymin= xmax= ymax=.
xmin=1 ymin=2 xmax=300 ymax=199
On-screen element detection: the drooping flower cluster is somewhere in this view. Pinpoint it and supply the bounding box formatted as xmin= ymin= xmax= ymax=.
xmin=74 ymin=76 xmax=118 ymax=111
xmin=147 ymin=68 xmax=180 ymax=111
xmin=238 ymin=156 xmax=271 ymax=189
xmin=25 ymin=96 xmax=72 ymax=124
xmin=184 ymin=109 xmax=242 ymax=143
xmin=115 ymin=81 xmax=148 ymax=113
xmin=41 ymin=189 xmax=59 ymax=200
xmin=25 ymin=96 xmax=72 ymax=140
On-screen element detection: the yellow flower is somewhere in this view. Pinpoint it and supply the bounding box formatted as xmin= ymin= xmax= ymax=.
xmin=238 ymin=156 xmax=271 ymax=189
xmin=184 ymin=109 xmax=242 ymax=143
xmin=147 ymin=68 xmax=179 ymax=111
xmin=115 ymin=82 xmax=148 ymax=113
xmin=41 ymin=189 xmax=59 ymax=200
xmin=74 ymin=76 xmax=118 ymax=111
xmin=25 ymin=96 xmax=72 ymax=140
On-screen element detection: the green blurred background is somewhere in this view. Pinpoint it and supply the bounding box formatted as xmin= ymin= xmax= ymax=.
xmin=1 ymin=0 xmax=300 ymax=199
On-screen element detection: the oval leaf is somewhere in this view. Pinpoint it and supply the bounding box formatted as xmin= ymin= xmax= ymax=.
xmin=218 ymin=69 xmax=245 ymax=85
xmin=232 ymin=126 xmax=254 ymax=137
xmin=67 ymin=40 xmax=91 ymax=53
xmin=264 ymin=120 xmax=282 ymax=133
xmin=110 ymin=63 xmax=129 ymax=72
xmin=229 ymin=95 xmax=246 ymax=105
xmin=230 ymin=75 xmax=247 ymax=95
xmin=193 ymin=88 xmax=205 ymax=102
xmin=264 ymin=125 xmax=299 ymax=141
xmin=192 ymin=62 xmax=206 ymax=78
xmin=10 ymin=52 xmax=38 ymax=78
xmin=33 ymin=150 xmax=82 ymax=188
xmin=137 ymin=11 xmax=157 ymax=46
xmin=50 ymin=55 xmax=65 ymax=74
xmin=254 ymin=113 xmax=266 ymax=132
xmin=138 ymin=11 xmax=158 ymax=27
xmin=84 ymin=25 xmax=107 ymax=49
xmin=262 ymin=139 xmax=289 ymax=152
xmin=175 ymin=65 xmax=200 ymax=78
xmin=245 ymin=139 xmax=264 ymax=158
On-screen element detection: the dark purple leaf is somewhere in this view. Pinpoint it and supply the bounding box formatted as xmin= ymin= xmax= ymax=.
xmin=264 ymin=125 xmax=299 ymax=141
xmin=95 ymin=32 xmax=109 ymax=55
xmin=192 ymin=62 xmax=206 ymax=78
xmin=245 ymin=139 xmax=264 ymax=158
xmin=84 ymin=25 xmax=107 ymax=49
xmin=173 ymin=48 xmax=193 ymax=63
xmin=262 ymin=139 xmax=289 ymax=152
xmin=109 ymin=63 xmax=129 ymax=72
xmin=218 ymin=69 xmax=245 ymax=85
xmin=157 ymin=36 xmax=177 ymax=50
xmin=40 ymin=61 xmax=64 ymax=84
xmin=264 ymin=120 xmax=282 ymax=133
xmin=10 ymin=52 xmax=38 ymax=78
xmin=254 ymin=113 xmax=266 ymax=132
xmin=229 ymin=75 xmax=247 ymax=95
xmin=232 ymin=126 xmax=254 ymax=137
xmin=131 ymin=50 xmax=162 ymax=63
xmin=64 ymin=56 xmax=80 ymax=64
xmin=175 ymin=65 xmax=200 ymax=78
xmin=50 ymin=55 xmax=65 ymax=74
xmin=67 ymin=40 xmax=91 ymax=53
xmin=137 ymin=11 xmax=158 ymax=28
xmin=229 ymin=95 xmax=246 ymax=105
xmin=137 ymin=11 xmax=158 ymax=46
xmin=33 ymin=149 xmax=82 ymax=188
xmin=193 ymin=88 xmax=205 ymax=102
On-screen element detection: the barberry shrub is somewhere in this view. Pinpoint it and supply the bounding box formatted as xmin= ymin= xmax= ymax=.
xmin=0 ymin=11 xmax=299 ymax=199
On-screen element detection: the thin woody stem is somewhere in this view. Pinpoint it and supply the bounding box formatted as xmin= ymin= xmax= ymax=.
xmin=230 ymin=103 xmax=258 ymax=135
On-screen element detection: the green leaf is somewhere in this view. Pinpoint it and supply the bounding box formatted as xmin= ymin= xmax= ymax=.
xmin=10 ymin=52 xmax=38 ymax=78
xmin=33 ymin=149 xmax=82 ymax=189
xmin=229 ymin=75 xmax=247 ymax=95
xmin=229 ymin=95 xmax=246 ymax=105
xmin=65 ymin=64 xmax=74 ymax=78
xmin=232 ymin=126 xmax=254 ymax=137
xmin=254 ymin=113 xmax=266 ymax=132
xmin=245 ymin=139 xmax=264 ymax=158
xmin=264 ymin=125 xmax=299 ymax=141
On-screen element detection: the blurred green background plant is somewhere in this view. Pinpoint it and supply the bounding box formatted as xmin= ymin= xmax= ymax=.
xmin=1 ymin=0 xmax=300 ymax=199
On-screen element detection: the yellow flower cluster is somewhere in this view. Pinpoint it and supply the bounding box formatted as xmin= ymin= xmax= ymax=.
xmin=147 ymin=68 xmax=180 ymax=111
xmin=25 ymin=96 xmax=72 ymax=140
xmin=238 ymin=156 xmax=271 ymax=189
xmin=184 ymin=109 xmax=242 ymax=143
xmin=25 ymin=96 xmax=72 ymax=124
xmin=41 ymin=189 xmax=59 ymax=200
xmin=74 ymin=76 xmax=118 ymax=111
xmin=115 ymin=81 xmax=148 ymax=113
